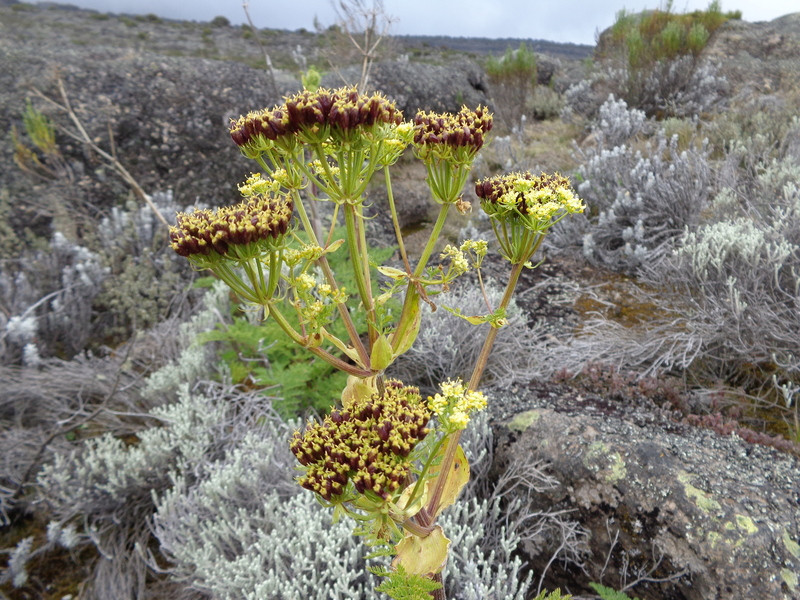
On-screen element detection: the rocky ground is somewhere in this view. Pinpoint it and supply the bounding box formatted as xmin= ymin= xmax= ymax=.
xmin=1 ymin=2 xmax=800 ymax=599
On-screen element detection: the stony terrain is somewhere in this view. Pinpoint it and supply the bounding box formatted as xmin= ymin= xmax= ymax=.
xmin=1 ymin=2 xmax=800 ymax=599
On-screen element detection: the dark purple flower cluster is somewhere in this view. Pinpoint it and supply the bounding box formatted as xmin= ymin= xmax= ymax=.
xmin=169 ymin=193 xmax=293 ymax=258
xmin=229 ymin=87 xmax=403 ymax=150
xmin=413 ymin=105 xmax=493 ymax=154
xmin=289 ymin=380 xmax=430 ymax=502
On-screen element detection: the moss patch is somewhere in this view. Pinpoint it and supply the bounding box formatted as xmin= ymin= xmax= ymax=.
xmin=678 ymin=471 xmax=722 ymax=515
xmin=783 ymin=530 xmax=800 ymax=559
xmin=507 ymin=409 xmax=541 ymax=432
xmin=584 ymin=441 xmax=627 ymax=484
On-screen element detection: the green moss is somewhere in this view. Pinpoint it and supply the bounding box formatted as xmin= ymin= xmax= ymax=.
xmin=507 ymin=409 xmax=541 ymax=432
xmin=734 ymin=515 xmax=758 ymax=535
xmin=678 ymin=471 xmax=722 ymax=514
xmin=783 ymin=530 xmax=800 ymax=559
xmin=781 ymin=568 xmax=798 ymax=593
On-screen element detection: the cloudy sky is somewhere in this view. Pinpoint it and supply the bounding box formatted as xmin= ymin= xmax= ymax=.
xmin=36 ymin=0 xmax=799 ymax=45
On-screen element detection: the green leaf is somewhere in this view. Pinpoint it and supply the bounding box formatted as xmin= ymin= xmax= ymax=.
xmin=589 ymin=583 xmax=640 ymax=600
xmin=531 ymin=589 xmax=573 ymax=600
xmin=374 ymin=564 xmax=442 ymax=600
xmin=441 ymin=304 xmax=507 ymax=328
xmin=370 ymin=333 xmax=394 ymax=371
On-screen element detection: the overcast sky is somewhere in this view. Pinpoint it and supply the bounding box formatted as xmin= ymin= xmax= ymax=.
xmin=36 ymin=1 xmax=799 ymax=45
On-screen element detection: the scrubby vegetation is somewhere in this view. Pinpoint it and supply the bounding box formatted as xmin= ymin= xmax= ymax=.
xmin=2 ymin=1 xmax=800 ymax=599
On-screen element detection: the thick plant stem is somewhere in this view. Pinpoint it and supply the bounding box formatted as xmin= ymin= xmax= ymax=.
xmin=431 ymin=573 xmax=445 ymax=600
xmin=391 ymin=203 xmax=452 ymax=352
xmin=344 ymin=203 xmax=379 ymax=346
xmin=414 ymin=203 xmax=451 ymax=278
xmin=467 ymin=260 xmax=526 ymax=391
xmin=384 ymin=166 xmax=413 ymax=274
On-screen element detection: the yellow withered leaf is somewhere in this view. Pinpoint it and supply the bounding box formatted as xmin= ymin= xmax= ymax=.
xmin=340 ymin=375 xmax=378 ymax=409
xmin=427 ymin=444 xmax=470 ymax=517
xmin=392 ymin=525 xmax=450 ymax=576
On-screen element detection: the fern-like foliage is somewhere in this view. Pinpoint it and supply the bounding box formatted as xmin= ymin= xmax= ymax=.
xmin=589 ymin=582 xmax=641 ymax=600
xmin=373 ymin=565 xmax=442 ymax=600
xmin=531 ymin=589 xmax=573 ymax=600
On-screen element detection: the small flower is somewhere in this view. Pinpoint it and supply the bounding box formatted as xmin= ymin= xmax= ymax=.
xmin=440 ymin=244 xmax=469 ymax=276
xmin=238 ymin=172 xmax=285 ymax=197
xmin=427 ymin=379 xmax=487 ymax=431
xmin=475 ymin=171 xmax=583 ymax=228
xmin=476 ymin=171 xmax=584 ymax=263
xmin=169 ymin=193 xmax=293 ymax=261
xmin=290 ymin=380 xmax=430 ymax=502
xmin=294 ymin=272 xmax=317 ymax=292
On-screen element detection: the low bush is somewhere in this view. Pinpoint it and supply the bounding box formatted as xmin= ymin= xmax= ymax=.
xmin=551 ymin=96 xmax=712 ymax=273
xmin=486 ymin=43 xmax=538 ymax=133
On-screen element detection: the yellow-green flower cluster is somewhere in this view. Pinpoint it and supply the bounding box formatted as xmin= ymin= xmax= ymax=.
xmin=289 ymin=380 xmax=430 ymax=502
xmin=283 ymin=243 xmax=326 ymax=267
xmin=237 ymin=172 xmax=291 ymax=197
xmin=169 ymin=193 xmax=293 ymax=260
xmin=475 ymin=171 xmax=584 ymax=231
xmin=439 ymin=244 xmax=470 ymax=277
xmin=459 ymin=238 xmax=488 ymax=269
xmin=427 ymin=379 xmax=487 ymax=431
xmin=290 ymin=270 xmax=349 ymax=331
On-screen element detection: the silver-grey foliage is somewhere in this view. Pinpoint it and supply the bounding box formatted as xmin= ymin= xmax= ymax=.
xmin=153 ymin=408 xmax=534 ymax=600
xmin=551 ymin=97 xmax=712 ymax=273
xmin=623 ymin=56 xmax=728 ymax=118
xmin=0 ymin=232 xmax=109 ymax=363
xmin=561 ymin=57 xmax=727 ymax=121
xmin=535 ymin=159 xmax=800 ymax=385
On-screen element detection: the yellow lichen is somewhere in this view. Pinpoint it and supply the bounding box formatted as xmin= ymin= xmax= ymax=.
xmin=678 ymin=471 xmax=722 ymax=514
xmin=507 ymin=409 xmax=541 ymax=432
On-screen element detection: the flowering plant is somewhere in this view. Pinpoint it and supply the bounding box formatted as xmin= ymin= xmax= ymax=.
xmin=170 ymin=86 xmax=583 ymax=598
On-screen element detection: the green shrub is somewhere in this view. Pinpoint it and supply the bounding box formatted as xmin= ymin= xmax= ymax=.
xmin=485 ymin=43 xmax=537 ymax=133
xmin=137 ymin=13 xmax=162 ymax=23
xmin=603 ymin=1 xmax=737 ymax=67
xmin=595 ymin=1 xmax=738 ymax=117
xmin=211 ymin=15 xmax=230 ymax=27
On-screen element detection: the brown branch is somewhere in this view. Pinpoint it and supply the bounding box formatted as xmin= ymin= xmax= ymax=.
xmin=30 ymin=77 xmax=169 ymax=229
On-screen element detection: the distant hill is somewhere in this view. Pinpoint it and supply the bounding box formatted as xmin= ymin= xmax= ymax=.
xmin=395 ymin=35 xmax=594 ymax=61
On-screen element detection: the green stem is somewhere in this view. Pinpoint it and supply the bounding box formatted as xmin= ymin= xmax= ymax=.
xmin=427 ymin=259 xmax=527 ymax=517
xmin=414 ymin=203 xmax=451 ymax=278
xmin=390 ymin=203 xmax=452 ymax=354
xmin=467 ymin=259 xmax=526 ymax=391
xmin=356 ymin=202 xmax=377 ymax=345
xmin=384 ymin=166 xmax=413 ymax=274
xmin=344 ymin=203 xmax=378 ymax=347
xmin=292 ymin=189 xmax=370 ymax=369
xmin=266 ymin=302 xmax=372 ymax=377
